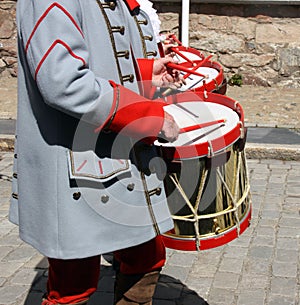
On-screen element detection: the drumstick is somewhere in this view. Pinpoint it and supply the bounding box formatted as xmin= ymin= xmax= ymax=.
xmin=196 ymin=54 xmax=213 ymax=67
xmin=182 ymin=123 xmax=226 ymax=146
xmin=174 ymin=103 xmax=199 ymax=118
xmin=180 ymin=72 xmax=193 ymax=80
xmin=175 ymin=54 xmax=214 ymax=79
xmin=169 ymin=47 xmax=195 ymax=65
xmin=169 ymin=34 xmax=182 ymax=45
xmin=179 ymin=119 xmax=226 ymax=133
xmin=186 ymin=76 xmax=205 ymax=90
xmin=162 ymin=62 xmax=207 ymax=97
xmin=162 ymin=55 xmax=214 ymax=96
xmin=167 ymin=62 xmax=207 ymax=78
xmin=184 ymin=55 xmax=214 ymax=90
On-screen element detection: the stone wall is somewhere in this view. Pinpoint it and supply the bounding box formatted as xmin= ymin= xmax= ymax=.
xmin=0 ymin=0 xmax=17 ymax=77
xmin=0 ymin=0 xmax=300 ymax=88
xmin=155 ymin=2 xmax=300 ymax=87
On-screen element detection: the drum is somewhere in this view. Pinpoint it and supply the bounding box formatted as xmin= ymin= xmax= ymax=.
xmin=178 ymin=60 xmax=227 ymax=95
xmin=171 ymin=45 xmax=205 ymax=64
xmin=158 ymin=33 xmax=205 ymax=63
xmin=156 ymin=91 xmax=251 ymax=251
xmin=158 ymin=33 xmax=227 ymax=95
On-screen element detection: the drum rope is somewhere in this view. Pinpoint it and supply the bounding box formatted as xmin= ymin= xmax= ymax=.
xmin=170 ymin=197 xmax=249 ymax=221
xmin=194 ymin=168 xmax=208 ymax=215
xmin=216 ymin=168 xmax=236 ymax=209
xmin=193 ymin=168 xmax=209 ymax=251
xmin=169 ymin=174 xmax=198 ymax=220
xmin=169 ymin=172 xmax=202 ymax=250
xmin=233 ymin=150 xmax=241 ymax=236
xmin=243 ymin=149 xmax=252 ymax=211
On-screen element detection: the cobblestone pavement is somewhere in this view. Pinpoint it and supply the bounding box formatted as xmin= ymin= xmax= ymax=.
xmin=0 ymin=152 xmax=299 ymax=305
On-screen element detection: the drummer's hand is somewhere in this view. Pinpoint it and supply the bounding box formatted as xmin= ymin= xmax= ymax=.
xmin=152 ymin=56 xmax=186 ymax=89
xmin=163 ymin=43 xmax=177 ymax=55
xmin=159 ymin=111 xmax=179 ymax=143
xmin=162 ymin=34 xmax=178 ymax=55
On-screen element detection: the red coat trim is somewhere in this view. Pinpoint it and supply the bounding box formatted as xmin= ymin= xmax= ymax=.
xmin=123 ymin=0 xmax=140 ymax=13
xmin=95 ymin=81 xmax=166 ymax=143
xmin=25 ymin=2 xmax=84 ymax=53
xmin=34 ymin=40 xmax=86 ymax=80
xmin=136 ymin=58 xmax=156 ymax=99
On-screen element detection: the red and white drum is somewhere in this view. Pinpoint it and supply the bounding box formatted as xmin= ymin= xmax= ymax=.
xmin=158 ymin=33 xmax=227 ymax=94
xmin=171 ymin=45 xmax=205 ymax=64
xmin=156 ymin=91 xmax=251 ymax=251
xmin=158 ymin=33 xmax=204 ymax=63
xmin=178 ymin=60 xmax=226 ymax=95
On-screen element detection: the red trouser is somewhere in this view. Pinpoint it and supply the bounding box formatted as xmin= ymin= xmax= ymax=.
xmin=46 ymin=236 xmax=166 ymax=304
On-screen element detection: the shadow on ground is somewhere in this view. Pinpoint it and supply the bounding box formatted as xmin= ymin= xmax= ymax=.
xmin=22 ymin=258 xmax=209 ymax=305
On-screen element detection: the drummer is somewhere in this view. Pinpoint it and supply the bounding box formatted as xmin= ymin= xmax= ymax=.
xmin=10 ymin=0 xmax=187 ymax=304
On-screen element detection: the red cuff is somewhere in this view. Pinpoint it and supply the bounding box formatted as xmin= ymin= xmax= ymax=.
xmin=136 ymin=58 xmax=156 ymax=99
xmin=95 ymin=81 xmax=166 ymax=143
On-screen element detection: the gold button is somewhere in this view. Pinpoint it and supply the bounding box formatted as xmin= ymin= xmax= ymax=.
xmin=73 ymin=192 xmax=81 ymax=200
xmin=12 ymin=193 xmax=18 ymax=199
xmin=119 ymin=26 xmax=125 ymax=35
xmin=109 ymin=1 xmax=116 ymax=10
xmin=148 ymin=187 xmax=162 ymax=197
xmin=127 ymin=183 xmax=135 ymax=191
xmin=101 ymin=195 xmax=109 ymax=203
xmin=155 ymin=187 xmax=162 ymax=196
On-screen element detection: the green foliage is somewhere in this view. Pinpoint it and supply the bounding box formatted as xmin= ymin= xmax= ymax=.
xmin=228 ymin=74 xmax=243 ymax=87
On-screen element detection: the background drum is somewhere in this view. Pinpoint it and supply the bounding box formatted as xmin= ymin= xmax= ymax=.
xmin=178 ymin=60 xmax=227 ymax=95
xmin=170 ymin=45 xmax=205 ymax=63
xmin=156 ymin=91 xmax=251 ymax=251
xmin=159 ymin=34 xmax=227 ymax=95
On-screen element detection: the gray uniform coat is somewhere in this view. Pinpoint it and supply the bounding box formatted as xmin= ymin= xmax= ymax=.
xmin=9 ymin=0 xmax=173 ymax=259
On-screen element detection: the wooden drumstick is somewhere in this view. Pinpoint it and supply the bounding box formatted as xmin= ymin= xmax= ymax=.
xmin=169 ymin=34 xmax=182 ymax=45
xmin=166 ymin=62 xmax=207 ymax=78
xmin=162 ymin=63 xmax=207 ymax=97
xmin=169 ymin=47 xmax=195 ymax=64
xmin=179 ymin=119 xmax=226 ymax=133
xmin=162 ymin=55 xmax=214 ymax=96
xmin=182 ymin=123 xmax=226 ymax=146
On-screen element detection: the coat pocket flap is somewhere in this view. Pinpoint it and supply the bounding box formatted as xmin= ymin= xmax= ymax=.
xmin=68 ymin=150 xmax=131 ymax=183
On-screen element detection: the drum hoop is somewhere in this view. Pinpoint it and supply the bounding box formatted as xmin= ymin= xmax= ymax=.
xmin=174 ymin=46 xmax=205 ymax=59
xmin=162 ymin=204 xmax=251 ymax=251
xmin=179 ymin=60 xmax=224 ymax=92
xmin=167 ymin=91 xmax=245 ymax=123
xmin=180 ymin=60 xmax=223 ymax=71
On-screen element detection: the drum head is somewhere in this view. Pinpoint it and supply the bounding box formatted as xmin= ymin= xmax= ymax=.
xmin=172 ymin=46 xmax=204 ymax=63
xmin=176 ymin=50 xmax=203 ymax=63
xmin=155 ymin=101 xmax=241 ymax=160
xmin=179 ymin=67 xmax=219 ymax=91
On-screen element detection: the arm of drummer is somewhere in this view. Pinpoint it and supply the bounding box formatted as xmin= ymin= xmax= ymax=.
xmin=94 ymin=81 xmax=179 ymax=143
xmin=152 ymin=55 xmax=186 ymax=89
xmin=159 ymin=33 xmax=179 ymax=55
xmin=136 ymin=56 xmax=185 ymax=99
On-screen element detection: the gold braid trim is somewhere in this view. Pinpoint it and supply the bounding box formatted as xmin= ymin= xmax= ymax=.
xmin=96 ymin=0 xmax=124 ymax=84
xmin=133 ymin=15 xmax=148 ymax=58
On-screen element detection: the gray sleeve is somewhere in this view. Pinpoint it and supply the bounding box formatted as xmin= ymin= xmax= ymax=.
xmin=18 ymin=0 xmax=114 ymax=127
